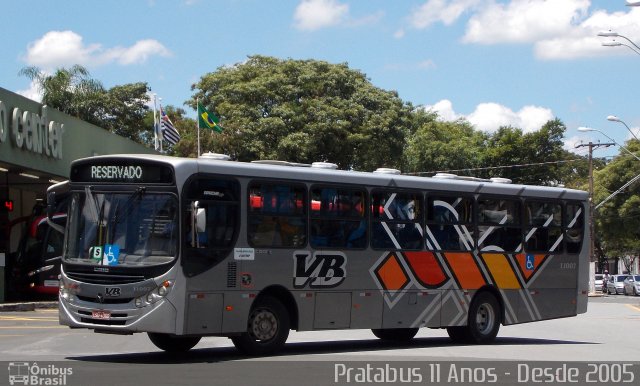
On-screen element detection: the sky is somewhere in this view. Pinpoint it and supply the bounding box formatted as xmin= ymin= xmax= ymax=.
xmin=2 ymin=0 xmax=640 ymax=160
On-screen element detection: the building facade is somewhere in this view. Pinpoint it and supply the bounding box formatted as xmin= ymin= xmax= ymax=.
xmin=0 ymin=86 xmax=157 ymax=301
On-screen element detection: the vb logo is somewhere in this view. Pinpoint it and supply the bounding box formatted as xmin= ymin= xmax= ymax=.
xmin=293 ymin=251 xmax=347 ymax=288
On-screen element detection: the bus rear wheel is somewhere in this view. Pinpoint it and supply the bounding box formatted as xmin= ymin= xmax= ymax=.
xmin=371 ymin=328 xmax=419 ymax=341
xmin=231 ymin=296 xmax=290 ymax=356
xmin=446 ymin=326 xmax=469 ymax=343
xmin=147 ymin=332 xmax=201 ymax=353
xmin=465 ymin=292 xmax=501 ymax=344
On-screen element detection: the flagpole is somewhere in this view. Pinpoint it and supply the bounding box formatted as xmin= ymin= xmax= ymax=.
xmin=197 ymin=97 xmax=201 ymax=157
xmin=158 ymin=101 xmax=163 ymax=153
xmin=152 ymin=93 xmax=158 ymax=151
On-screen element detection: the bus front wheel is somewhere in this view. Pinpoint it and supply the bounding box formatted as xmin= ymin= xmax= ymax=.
xmin=371 ymin=328 xmax=419 ymax=341
xmin=147 ymin=332 xmax=201 ymax=353
xmin=231 ymin=296 xmax=290 ymax=356
xmin=465 ymin=292 xmax=501 ymax=344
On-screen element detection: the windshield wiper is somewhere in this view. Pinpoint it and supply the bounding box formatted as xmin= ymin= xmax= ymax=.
xmin=113 ymin=187 xmax=146 ymax=225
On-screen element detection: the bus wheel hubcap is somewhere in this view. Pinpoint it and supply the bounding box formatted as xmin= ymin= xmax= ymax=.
xmin=251 ymin=310 xmax=277 ymax=341
xmin=476 ymin=303 xmax=495 ymax=335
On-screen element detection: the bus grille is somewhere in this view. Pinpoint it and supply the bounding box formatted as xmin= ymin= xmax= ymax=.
xmin=77 ymin=295 xmax=134 ymax=304
xmin=66 ymin=271 xmax=145 ymax=285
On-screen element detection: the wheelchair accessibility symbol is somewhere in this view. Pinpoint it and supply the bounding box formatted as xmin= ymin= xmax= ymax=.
xmin=525 ymin=254 xmax=535 ymax=271
xmin=103 ymin=244 xmax=120 ymax=266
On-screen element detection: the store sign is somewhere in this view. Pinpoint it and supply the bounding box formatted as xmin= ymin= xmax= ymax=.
xmin=0 ymin=100 xmax=64 ymax=159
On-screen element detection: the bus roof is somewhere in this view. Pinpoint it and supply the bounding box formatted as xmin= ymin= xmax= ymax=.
xmin=70 ymin=154 xmax=588 ymax=201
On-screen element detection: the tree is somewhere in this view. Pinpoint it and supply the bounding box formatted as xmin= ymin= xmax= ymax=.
xmin=404 ymin=114 xmax=487 ymax=174
xmin=594 ymin=140 xmax=640 ymax=273
xmin=19 ymin=65 xmax=104 ymax=121
xmin=481 ymin=119 xmax=569 ymax=185
xmin=186 ymin=55 xmax=414 ymax=170
xmin=19 ymin=65 xmax=152 ymax=145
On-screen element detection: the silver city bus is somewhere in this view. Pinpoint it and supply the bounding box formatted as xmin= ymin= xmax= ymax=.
xmin=50 ymin=154 xmax=589 ymax=355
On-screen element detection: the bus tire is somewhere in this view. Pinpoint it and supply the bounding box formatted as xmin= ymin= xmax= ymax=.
xmin=446 ymin=326 xmax=470 ymax=343
xmin=231 ymin=296 xmax=290 ymax=356
xmin=147 ymin=332 xmax=201 ymax=353
xmin=371 ymin=328 xmax=419 ymax=341
xmin=465 ymin=292 xmax=501 ymax=344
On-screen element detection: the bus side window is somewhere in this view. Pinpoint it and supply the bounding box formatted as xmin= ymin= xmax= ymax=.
xmin=426 ymin=196 xmax=474 ymax=251
xmin=310 ymin=187 xmax=366 ymax=249
xmin=565 ymin=203 xmax=584 ymax=254
xmin=247 ymin=182 xmax=307 ymax=248
xmin=524 ymin=201 xmax=563 ymax=253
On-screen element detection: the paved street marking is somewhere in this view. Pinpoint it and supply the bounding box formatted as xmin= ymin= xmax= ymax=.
xmin=0 ymin=326 xmax=66 ymax=329
xmin=626 ymin=304 xmax=640 ymax=312
xmin=0 ymin=316 xmax=58 ymax=322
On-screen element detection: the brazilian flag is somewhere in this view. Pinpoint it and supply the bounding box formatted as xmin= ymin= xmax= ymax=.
xmin=198 ymin=102 xmax=223 ymax=133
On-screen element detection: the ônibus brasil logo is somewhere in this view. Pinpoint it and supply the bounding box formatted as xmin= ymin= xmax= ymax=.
xmin=8 ymin=362 xmax=73 ymax=385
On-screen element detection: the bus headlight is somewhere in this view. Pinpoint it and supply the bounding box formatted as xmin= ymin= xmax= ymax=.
xmin=135 ymin=280 xmax=172 ymax=308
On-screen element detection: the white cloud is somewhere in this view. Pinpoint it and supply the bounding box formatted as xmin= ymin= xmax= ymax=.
xmin=16 ymin=79 xmax=42 ymax=102
xmin=409 ymin=0 xmax=482 ymax=29
xmin=293 ymin=0 xmax=349 ymax=31
xmin=406 ymin=0 xmax=640 ymax=60
xmin=23 ymin=30 xmax=171 ymax=69
xmin=462 ymin=0 xmax=590 ymax=44
xmin=425 ymin=99 xmax=461 ymax=121
xmin=425 ymin=99 xmax=554 ymax=133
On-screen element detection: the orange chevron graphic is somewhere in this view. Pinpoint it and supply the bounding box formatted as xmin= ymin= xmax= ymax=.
xmin=404 ymin=251 xmax=448 ymax=288
xmin=443 ymin=252 xmax=486 ymax=289
xmin=481 ymin=253 xmax=521 ymax=289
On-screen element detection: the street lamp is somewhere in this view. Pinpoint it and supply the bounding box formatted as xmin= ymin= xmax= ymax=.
xmin=607 ymin=115 xmax=640 ymax=140
xmin=598 ymin=31 xmax=640 ymax=55
xmin=578 ymin=127 xmax=640 ymax=162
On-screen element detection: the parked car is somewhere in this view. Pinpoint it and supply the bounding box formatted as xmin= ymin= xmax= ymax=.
xmin=606 ymin=275 xmax=628 ymax=295
xmin=623 ymin=275 xmax=640 ymax=296
xmin=594 ymin=274 xmax=604 ymax=292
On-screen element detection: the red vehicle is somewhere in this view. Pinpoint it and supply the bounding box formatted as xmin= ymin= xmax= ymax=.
xmin=9 ymin=187 xmax=68 ymax=299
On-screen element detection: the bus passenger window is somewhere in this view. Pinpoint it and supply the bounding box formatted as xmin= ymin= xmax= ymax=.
xmin=524 ymin=201 xmax=563 ymax=253
xmin=426 ymin=196 xmax=473 ymax=251
xmin=565 ymin=203 xmax=584 ymax=254
xmin=477 ymin=198 xmax=522 ymax=252
xmin=247 ymin=183 xmax=306 ymax=248
xmin=310 ymin=187 xmax=366 ymax=249
xmin=371 ymin=190 xmax=423 ymax=250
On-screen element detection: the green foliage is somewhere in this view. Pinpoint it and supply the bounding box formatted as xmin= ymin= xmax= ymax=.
xmin=404 ymin=117 xmax=486 ymax=174
xmin=594 ymin=140 xmax=640 ymax=259
xmin=185 ymin=55 xmax=414 ymax=170
xmin=480 ymin=119 xmax=569 ymax=185
xmin=19 ymin=65 xmax=151 ymax=145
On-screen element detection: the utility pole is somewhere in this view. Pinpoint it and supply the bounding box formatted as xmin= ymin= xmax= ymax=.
xmin=575 ymin=141 xmax=614 ymax=294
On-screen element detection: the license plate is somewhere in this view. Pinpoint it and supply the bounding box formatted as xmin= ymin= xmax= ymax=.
xmin=44 ymin=280 xmax=59 ymax=287
xmin=91 ymin=310 xmax=111 ymax=320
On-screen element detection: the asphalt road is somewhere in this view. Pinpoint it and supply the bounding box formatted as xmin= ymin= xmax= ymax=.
xmin=0 ymin=296 xmax=638 ymax=385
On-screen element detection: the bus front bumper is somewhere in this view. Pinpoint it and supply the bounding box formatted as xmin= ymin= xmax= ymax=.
xmin=58 ymin=295 xmax=177 ymax=334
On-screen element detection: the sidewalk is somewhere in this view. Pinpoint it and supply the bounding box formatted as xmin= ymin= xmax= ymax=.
xmin=0 ymin=301 xmax=58 ymax=312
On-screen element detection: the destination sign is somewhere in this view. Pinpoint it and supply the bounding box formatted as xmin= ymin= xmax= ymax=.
xmin=70 ymin=161 xmax=173 ymax=184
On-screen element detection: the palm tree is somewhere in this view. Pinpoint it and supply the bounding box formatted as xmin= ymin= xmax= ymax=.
xmin=19 ymin=65 xmax=105 ymax=123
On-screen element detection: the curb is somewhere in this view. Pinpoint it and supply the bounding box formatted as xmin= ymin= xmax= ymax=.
xmin=0 ymin=301 xmax=58 ymax=312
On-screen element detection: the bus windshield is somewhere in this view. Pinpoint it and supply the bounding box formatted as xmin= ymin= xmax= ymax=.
xmin=64 ymin=190 xmax=178 ymax=267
